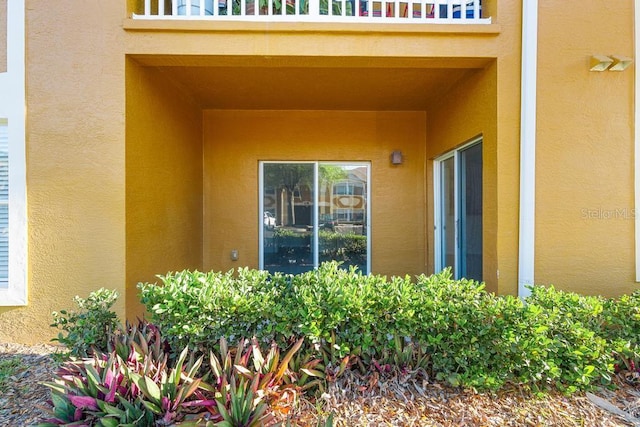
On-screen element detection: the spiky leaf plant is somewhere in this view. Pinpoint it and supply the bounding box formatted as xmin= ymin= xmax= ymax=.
xmin=37 ymin=326 xmax=205 ymax=427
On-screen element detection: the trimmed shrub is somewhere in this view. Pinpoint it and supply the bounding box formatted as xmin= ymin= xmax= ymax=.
xmin=51 ymin=288 xmax=119 ymax=358
xmin=138 ymin=262 xmax=638 ymax=392
xmin=524 ymin=286 xmax=614 ymax=392
xmin=602 ymin=290 xmax=640 ymax=348
xmin=139 ymin=268 xmax=287 ymax=351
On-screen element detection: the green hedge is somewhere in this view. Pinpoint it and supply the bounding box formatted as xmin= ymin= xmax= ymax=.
xmin=138 ymin=262 xmax=639 ymax=392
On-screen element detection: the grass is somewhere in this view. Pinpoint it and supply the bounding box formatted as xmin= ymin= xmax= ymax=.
xmin=0 ymin=357 xmax=26 ymax=392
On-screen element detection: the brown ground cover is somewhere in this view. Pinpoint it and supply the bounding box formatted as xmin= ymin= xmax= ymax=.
xmin=1 ymin=342 xmax=639 ymax=426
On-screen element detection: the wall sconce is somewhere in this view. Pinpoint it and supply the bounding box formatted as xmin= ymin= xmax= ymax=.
xmin=590 ymin=55 xmax=614 ymax=71
xmin=609 ymin=55 xmax=633 ymax=71
xmin=590 ymin=54 xmax=634 ymax=71
xmin=391 ymin=150 xmax=403 ymax=165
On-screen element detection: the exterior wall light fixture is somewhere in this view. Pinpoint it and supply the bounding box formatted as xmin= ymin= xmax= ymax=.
xmin=391 ymin=150 xmax=403 ymax=165
xmin=609 ymin=55 xmax=633 ymax=71
xmin=590 ymin=54 xmax=633 ymax=71
xmin=590 ymin=55 xmax=614 ymax=71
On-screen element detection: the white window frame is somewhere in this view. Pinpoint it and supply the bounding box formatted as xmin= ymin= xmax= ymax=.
xmin=433 ymin=151 xmax=458 ymax=276
xmin=259 ymin=161 xmax=371 ymax=274
xmin=433 ymin=137 xmax=482 ymax=277
xmin=0 ymin=0 xmax=27 ymax=305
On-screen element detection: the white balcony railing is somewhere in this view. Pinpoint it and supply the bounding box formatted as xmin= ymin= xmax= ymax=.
xmin=133 ymin=0 xmax=491 ymax=24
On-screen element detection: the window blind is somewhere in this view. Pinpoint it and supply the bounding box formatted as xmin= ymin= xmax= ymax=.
xmin=0 ymin=123 xmax=8 ymax=288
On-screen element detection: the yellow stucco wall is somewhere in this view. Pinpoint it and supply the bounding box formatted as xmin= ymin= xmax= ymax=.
xmin=123 ymin=2 xmax=519 ymax=291
xmin=492 ymin=1 xmax=525 ymax=296
xmin=0 ymin=0 xmax=6 ymax=73
xmin=125 ymin=59 xmax=204 ymax=320
xmin=0 ymin=0 xmax=126 ymax=344
xmin=2 ymin=0 xmax=532 ymax=343
xmin=203 ymin=110 xmax=427 ymax=277
xmin=536 ymin=0 xmax=638 ymax=297
xmin=425 ymin=0 xmax=522 ymax=296
xmin=426 ymin=63 xmax=499 ymax=293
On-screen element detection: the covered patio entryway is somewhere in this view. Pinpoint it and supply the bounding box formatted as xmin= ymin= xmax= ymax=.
xmin=125 ymin=53 xmax=498 ymax=318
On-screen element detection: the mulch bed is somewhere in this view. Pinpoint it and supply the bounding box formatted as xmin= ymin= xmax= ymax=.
xmin=287 ymin=370 xmax=640 ymax=426
xmin=1 ymin=342 xmax=639 ymax=426
xmin=0 ymin=342 xmax=61 ymax=426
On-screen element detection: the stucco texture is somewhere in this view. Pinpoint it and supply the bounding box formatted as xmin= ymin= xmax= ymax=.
xmin=426 ymin=63 xmax=499 ymax=293
xmin=1 ymin=0 xmax=522 ymax=343
xmin=13 ymin=0 xmax=630 ymax=343
xmin=425 ymin=0 xmax=522 ymax=295
xmin=536 ymin=0 xmax=637 ymax=296
xmin=0 ymin=0 xmax=126 ymax=344
xmin=203 ymin=110 xmax=427 ymax=277
xmin=125 ymin=59 xmax=204 ymax=320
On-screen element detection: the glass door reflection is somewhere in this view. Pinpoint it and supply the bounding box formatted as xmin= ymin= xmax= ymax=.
xmin=261 ymin=162 xmax=369 ymax=275
xmin=262 ymin=163 xmax=315 ymax=275
xmin=318 ymin=164 xmax=368 ymax=273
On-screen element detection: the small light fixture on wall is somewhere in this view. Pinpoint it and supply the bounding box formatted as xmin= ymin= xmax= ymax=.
xmin=590 ymin=54 xmax=634 ymax=71
xmin=391 ymin=150 xmax=403 ymax=165
xmin=590 ymin=55 xmax=614 ymax=71
xmin=609 ymin=55 xmax=633 ymax=71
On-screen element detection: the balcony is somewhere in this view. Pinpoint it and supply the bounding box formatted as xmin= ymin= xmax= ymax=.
xmin=133 ymin=0 xmax=490 ymax=24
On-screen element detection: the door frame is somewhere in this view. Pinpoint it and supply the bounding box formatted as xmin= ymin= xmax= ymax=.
xmin=433 ymin=136 xmax=482 ymax=278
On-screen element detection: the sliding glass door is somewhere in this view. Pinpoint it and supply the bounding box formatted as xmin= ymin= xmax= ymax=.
xmin=459 ymin=142 xmax=483 ymax=280
xmin=260 ymin=162 xmax=370 ymax=274
xmin=434 ymin=139 xmax=482 ymax=281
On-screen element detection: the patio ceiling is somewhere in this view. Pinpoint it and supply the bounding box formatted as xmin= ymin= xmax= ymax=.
xmin=132 ymin=55 xmax=491 ymax=111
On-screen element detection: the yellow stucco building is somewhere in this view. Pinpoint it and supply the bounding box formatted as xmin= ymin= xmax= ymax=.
xmin=0 ymin=0 xmax=637 ymax=343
